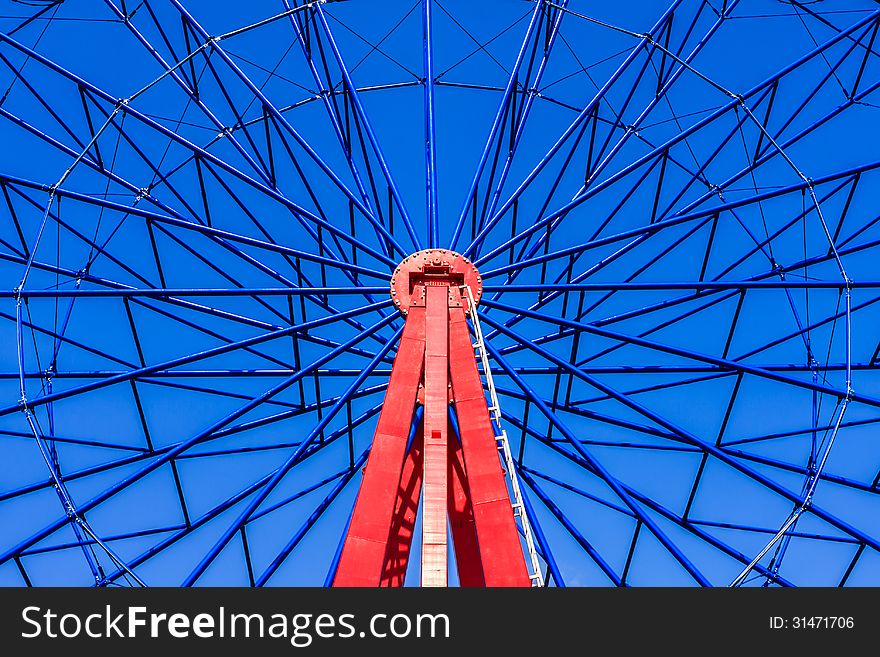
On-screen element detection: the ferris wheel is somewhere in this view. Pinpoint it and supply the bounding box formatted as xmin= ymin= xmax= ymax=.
xmin=0 ymin=0 xmax=879 ymax=587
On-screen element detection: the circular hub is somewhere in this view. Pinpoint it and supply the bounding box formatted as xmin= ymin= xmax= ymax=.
xmin=390 ymin=249 xmax=482 ymax=316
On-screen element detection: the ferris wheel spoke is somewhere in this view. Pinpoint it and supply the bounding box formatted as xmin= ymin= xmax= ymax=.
xmin=97 ymin=400 xmax=384 ymax=587
xmin=518 ymin=469 xmax=622 ymax=585
xmin=514 ymin=427 xmax=796 ymax=586
xmin=221 ymin=7 xmax=415 ymax=262
xmin=18 ymin=524 xmax=187 ymax=561
xmin=0 ymin=244 xmax=387 ymax=373
xmin=6 ymin=362 xmax=387 ymax=498
xmin=99 ymin=459 xmax=349 ymax=586
xmin=484 ymin=313 xmax=880 ymax=554
xmin=446 ymin=0 xmax=569 ymax=250
xmin=460 ymin=0 xmax=693 ymax=259
xmin=496 ymin=382 xmax=681 ymax=444
xmin=537 ymin=249 xmax=866 ymax=363
xmin=423 ymin=0 xmax=439 ymax=247
xmin=719 ymin=446 xmax=880 ymax=497
xmin=487 ymin=282 xmax=867 ymax=398
xmin=0 ymin=256 xmax=294 ymax=378
xmin=158 ymin=0 xmax=398 ymax=245
xmin=179 ymin=321 xmax=401 ymax=586
xmin=0 ymin=311 xmax=396 ymax=569
xmin=482 ymin=301 xmax=875 ymax=409
xmin=487 ymin=341 xmax=711 ymax=585
xmin=104 ymin=0 xmax=276 ymax=188
xmin=478 ymin=161 xmax=877 ymax=324
xmin=0 ymin=32 xmax=400 ymax=277
xmin=482 ymin=216 xmax=715 ymax=347
xmin=0 ymin=297 xmax=392 ymax=420
xmin=474 ymin=9 xmax=880 ymax=272
xmin=140 ymin=215 xmax=399 ymax=346
xmin=0 ymin=184 xmax=392 ymax=346
xmin=448 ymin=0 xmax=545 ymax=251
xmin=0 ymin=383 xmax=388 ymax=512
xmin=479 ymin=113 xmax=770 ymax=309
xmin=254 ymin=451 xmax=367 ymax=586
xmin=279 ymin=2 xmax=409 ymax=259
xmin=0 ymin=174 xmax=394 ymax=330
xmin=0 ymin=110 xmax=394 ymax=286
xmin=307 ymin=2 xmax=420 ymax=249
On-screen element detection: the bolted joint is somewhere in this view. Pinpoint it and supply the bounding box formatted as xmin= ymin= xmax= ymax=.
xmin=390 ymin=249 xmax=482 ymax=316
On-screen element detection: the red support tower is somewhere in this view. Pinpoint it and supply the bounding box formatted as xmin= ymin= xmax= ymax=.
xmin=333 ymin=249 xmax=531 ymax=587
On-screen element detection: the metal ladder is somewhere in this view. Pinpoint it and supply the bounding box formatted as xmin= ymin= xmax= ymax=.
xmin=461 ymin=285 xmax=545 ymax=587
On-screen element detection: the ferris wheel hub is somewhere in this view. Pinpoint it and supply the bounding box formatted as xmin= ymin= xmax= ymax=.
xmin=390 ymin=249 xmax=482 ymax=315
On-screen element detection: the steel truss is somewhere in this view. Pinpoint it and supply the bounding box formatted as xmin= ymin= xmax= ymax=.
xmin=0 ymin=0 xmax=879 ymax=587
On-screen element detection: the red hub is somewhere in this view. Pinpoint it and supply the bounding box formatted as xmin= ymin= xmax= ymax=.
xmin=390 ymin=249 xmax=482 ymax=315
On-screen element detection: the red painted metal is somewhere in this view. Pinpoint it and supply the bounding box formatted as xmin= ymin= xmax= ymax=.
xmin=422 ymin=283 xmax=450 ymax=586
xmin=380 ymin=427 xmax=423 ymax=587
xmin=390 ymin=249 xmax=482 ymax=315
xmin=448 ymin=289 xmax=531 ymax=586
xmin=333 ymin=302 xmax=425 ymax=587
xmin=448 ymin=430 xmax=485 ymax=587
xmin=333 ymin=249 xmax=529 ymax=587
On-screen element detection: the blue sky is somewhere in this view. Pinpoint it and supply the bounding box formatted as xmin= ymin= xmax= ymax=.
xmin=0 ymin=0 xmax=879 ymax=586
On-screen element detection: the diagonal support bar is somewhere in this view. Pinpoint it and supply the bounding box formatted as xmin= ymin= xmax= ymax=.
xmin=333 ymin=303 xmax=426 ymax=586
xmin=448 ymin=291 xmax=531 ymax=586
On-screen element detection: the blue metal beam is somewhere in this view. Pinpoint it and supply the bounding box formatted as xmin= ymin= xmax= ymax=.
xmin=482 ymin=314 xmax=880 ymax=553
xmin=423 ymin=0 xmax=439 ymax=247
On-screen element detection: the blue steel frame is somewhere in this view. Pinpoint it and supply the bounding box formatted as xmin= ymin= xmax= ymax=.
xmin=0 ymin=0 xmax=878 ymax=587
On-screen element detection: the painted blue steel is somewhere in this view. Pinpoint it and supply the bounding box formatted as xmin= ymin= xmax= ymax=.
xmin=165 ymin=0 xmax=399 ymax=244
xmin=505 ymin=416 xmax=797 ymax=587
xmin=0 ymin=33 xmax=400 ymax=274
xmin=448 ymin=0 xmax=545 ymax=251
xmin=101 ymin=0 xmax=277 ymax=189
xmin=280 ymin=0 xmax=401 ymax=260
xmin=0 ymin=171 xmax=397 ymax=346
xmin=480 ymin=315 xmax=880 ymax=554
xmin=471 ymin=8 xmax=880 ymax=269
xmin=459 ymin=0 xmax=685 ymax=258
xmin=181 ymin=322 xmax=405 ymax=585
xmin=256 ymin=449 xmax=370 ymax=586
xmin=478 ymin=1 xmax=570 ymax=239
xmin=517 ymin=479 xmax=564 ymax=587
xmin=476 ymin=165 xmax=875 ymax=359
xmin=519 ymin=468 xmax=622 ymax=585
xmin=0 ymin=387 xmax=390 ymax=509
xmin=512 ymin=435 xmax=796 ymax=587
xmin=312 ymin=2 xmax=422 ymax=251
xmin=0 ymin=311 xmax=397 ymax=566
xmin=484 ymin=339 xmax=712 ymax=586
xmin=0 ymin=124 xmax=395 ymax=277
xmin=481 ymin=299 xmax=880 ymax=408
xmin=2 ymin=1 xmax=879 ymax=587
xmin=0 ymin=299 xmax=393 ymax=419
xmin=423 ymin=0 xmax=439 ymax=248
xmin=474 ymin=11 xmax=736 ymax=270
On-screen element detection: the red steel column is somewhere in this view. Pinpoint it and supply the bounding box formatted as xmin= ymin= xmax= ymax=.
xmin=335 ymin=249 xmax=531 ymax=588
xmin=333 ymin=300 xmax=426 ymax=586
xmin=421 ymin=283 xmax=449 ymax=586
xmin=449 ymin=430 xmax=486 ymax=587
xmin=448 ymin=292 xmax=531 ymax=586
xmin=379 ymin=427 xmax=423 ymax=587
